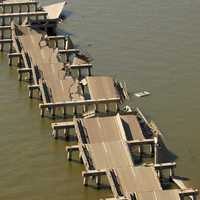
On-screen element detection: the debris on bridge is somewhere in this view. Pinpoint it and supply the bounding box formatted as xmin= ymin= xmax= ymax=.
xmin=0 ymin=1 xmax=198 ymax=200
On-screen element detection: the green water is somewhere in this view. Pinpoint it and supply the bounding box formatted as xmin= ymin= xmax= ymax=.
xmin=0 ymin=0 xmax=200 ymax=199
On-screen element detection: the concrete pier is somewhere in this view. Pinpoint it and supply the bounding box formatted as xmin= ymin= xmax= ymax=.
xmin=0 ymin=1 xmax=198 ymax=200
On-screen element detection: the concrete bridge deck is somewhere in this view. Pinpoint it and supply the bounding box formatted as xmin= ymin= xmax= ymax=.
xmin=0 ymin=1 xmax=198 ymax=200
xmin=72 ymin=113 xmax=192 ymax=200
xmin=11 ymin=25 xmax=123 ymax=117
xmin=1 ymin=0 xmax=66 ymax=21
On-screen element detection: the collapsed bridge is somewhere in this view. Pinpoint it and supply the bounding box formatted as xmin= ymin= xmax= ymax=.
xmin=0 ymin=1 xmax=198 ymax=200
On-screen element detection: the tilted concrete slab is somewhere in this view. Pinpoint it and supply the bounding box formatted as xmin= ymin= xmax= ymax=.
xmin=136 ymin=189 xmax=181 ymax=200
xmin=43 ymin=1 xmax=66 ymax=20
xmin=121 ymin=115 xmax=145 ymax=141
xmin=86 ymin=76 xmax=120 ymax=100
xmin=16 ymin=26 xmax=84 ymax=102
xmin=77 ymin=114 xmax=162 ymax=199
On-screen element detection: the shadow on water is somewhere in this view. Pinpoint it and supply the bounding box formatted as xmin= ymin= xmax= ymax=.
xmin=61 ymin=10 xmax=73 ymax=19
xmin=56 ymin=134 xmax=78 ymax=142
xmin=56 ymin=25 xmax=94 ymax=62
xmin=57 ymin=11 xmax=76 ymax=36
xmin=141 ymin=112 xmax=179 ymax=163
xmin=173 ymin=176 xmax=190 ymax=181
xmin=121 ymin=119 xmax=134 ymax=140
xmin=57 ymin=22 xmax=95 ymax=63
xmin=122 ymin=113 xmax=178 ymax=163
xmin=56 ymin=28 xmax=75 ymax=37
xmin=68 ymin=159 xmax=82 ymax=164
xmin=157 ymin=133 xmax=178 ymax=163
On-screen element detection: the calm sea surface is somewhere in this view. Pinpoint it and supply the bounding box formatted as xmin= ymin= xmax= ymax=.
xmin=0 ymin=0 xmax=200 ymax=199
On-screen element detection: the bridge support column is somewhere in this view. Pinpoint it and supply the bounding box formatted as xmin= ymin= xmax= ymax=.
xmin=82 ymin=170 xmax=106 ymax=188
xmin=155 ymin=162 xmax=176 ymax=180
xmin=179 ymin=189 xmax=199 ymax=200
xmin=51 ymin=107 xmax=56 ymax=119
xmin=52 ymin=129 xmax=58 ymax=139
xmin=66 ymin=145 xmax=79 ymax=161
xmin=17 ymin=68 xmax=32 ymax=81
xmin=51 ymin=121 xmax=75 ymax=140
xmin=40 ymin=107 xmax=45 ymax=118
xmin=28 ymin=85 xmax=40 ymax=99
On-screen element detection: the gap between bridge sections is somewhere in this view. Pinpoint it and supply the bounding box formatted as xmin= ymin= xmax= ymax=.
xmin=0 ymin=1 xmax=198 ymax=200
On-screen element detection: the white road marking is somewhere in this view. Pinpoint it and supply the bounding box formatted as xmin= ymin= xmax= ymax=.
xmin=60 ymin=80 xmax=65 ymax=92
xmin=102 ymin=142 xmax=108 ymax=153
xmin=153 ymin=191 xmax=158 ymax=200
xmin=97 ymin=118 xmax=102 ymax=128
